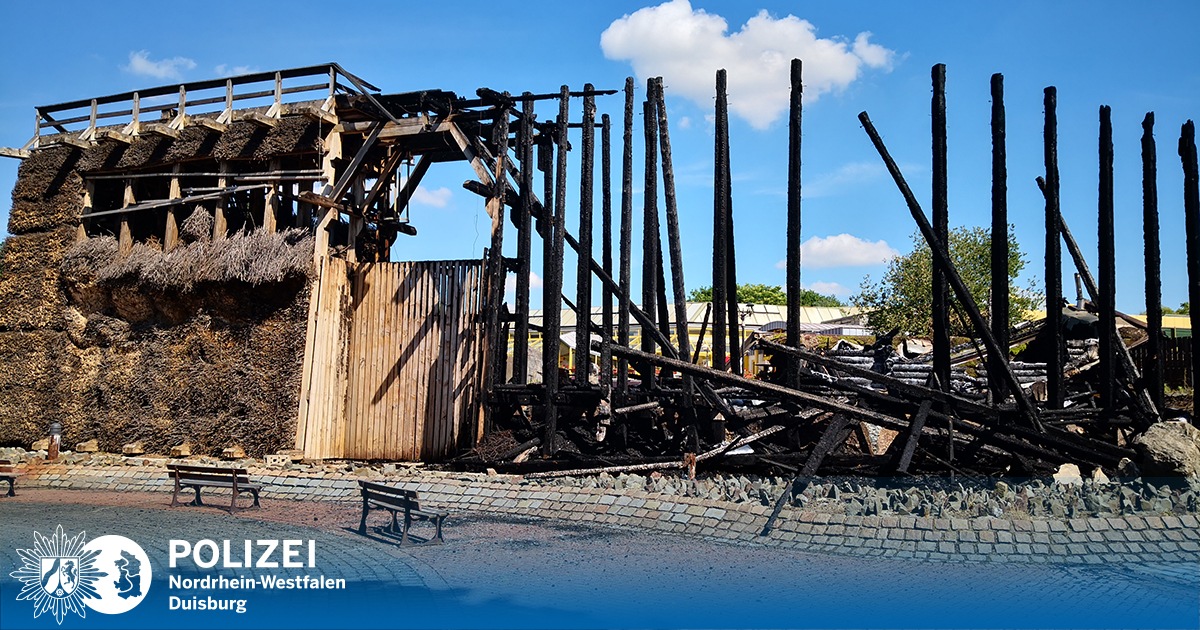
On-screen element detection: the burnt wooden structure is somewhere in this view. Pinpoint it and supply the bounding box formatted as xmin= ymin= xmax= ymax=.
xmin=5 ymin=60 xmax=1193 ymax=475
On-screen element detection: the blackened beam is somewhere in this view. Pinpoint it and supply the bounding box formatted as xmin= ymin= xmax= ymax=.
xmin=610 ymin=344 xmax=909 ymax=428
xmin=761 ymin=414 xmax=853 ymax=536
xmin=989 ymin=73 xmax=1010 ymax=400
xmin=1098 ymin=106 xmax=1117 ymax=408
xmin=821 ymin=368 xmax=1132 ymax=469
xmin=476 ymin=87 xmax=617 ymax=106
xmin=859 ymin=111 xmax=1042 ymax=430
xmin=1142 ymin=113 xmax=1164 ymax=414
xmin=466 ymin=168 xmax=741 ymax=419
xmin=785 ymin=60 xmax=803 ymax=389
xmin=755 ymin=336 xmax=996 ymax=419
xmin=82 ymin=184 xmax=271 ymax=219
xmin=1035 ymin=176 xmax=1159 ymax=421
xmin=931 ymin=64 xmax=952 ymax=394
xmin=654 ymin=76 xmax=693 ymax=398
xmin=894 ymin=399 xmax=933 ymax=474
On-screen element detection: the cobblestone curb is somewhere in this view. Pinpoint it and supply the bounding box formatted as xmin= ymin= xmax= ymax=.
xmin=13 ymin=462 xmax=1199 ymax=565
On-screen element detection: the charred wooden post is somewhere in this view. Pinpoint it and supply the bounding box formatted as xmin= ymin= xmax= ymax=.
xmin=1098 ymin=105 xmax=1117 ymax=409
xmin=484 ymin=102 xmax=511 ymax=420
xmin=543 ymin=86 xmax=571 ymax=456
xmin=641 ymin=94 xmax=659 ymax=385
xmin=712 ymin=69 xmax=730 ymax=372
xmin=1043 ymin=87 xmax=1065 ymax=409
xmin=513 ymin=94 xmax=535 ymax=385
xmin=725 ymin=142 xmax=740 ymax=372
xmin=859 ymin=111 xmax=1042 ymax=429
xmin=1142 ymin=113 xmax=1164 ymax=413
xmin=653 ymin=77 xmax=693 ymax=397
xmin=786 ymin=59 xmax=804 ymax=389
xmin=600 ymin=113 xmax=614 ymax=395
xmin=1181 ymin=120 xmax=1200 ymax=418
xmin=618 ymin=78 xmax=635 ymax=395
xmin=1037 ymin=176 xmax=1160 ymax=423
xmin=989 ymin=73 xmax=1010 ymax=401
xmin=576 ymin=85 xmax=596 ymax=386
xmin=931 ymin=64 xmax=952 ymax=394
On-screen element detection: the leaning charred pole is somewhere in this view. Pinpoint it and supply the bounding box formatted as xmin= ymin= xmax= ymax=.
xmin=931 ymin=64 xmax=951 ymax=394
xmin=641 ymin=93 xmax=660 ymax=387
xmin=859 ymin=111 xmax=1042 ymax=429
xmin=713 ymin=69 xmax=730 ymax=372
xmin=1181 ymin=120 xmax=1200 ymax=419
xmin=989 ymin=73 xmax=1010 ymax=401
xmin=513 ymin=93 xmax=535 ymax=384
xmin=1097 ymin=106 xmax=1117 ymax=409
xmin=1043 ymin=87 xmax=1064 ymax=409
xmin=600 ymin=113 xmax=614 ymax=396
xmin=617 ymin=78 xmax=634 ymax=395
xmin=653 ymin=77 xmax=693 ymax=397
xmin=1142 ymin=113 xmax=1164 ymax=414
xmin=543 ymin=86 xmax=571 ymax=456
xmin=785 ymin=59 xmax=804 ymax=389
xmin=575 ymin=86 xmax=596 ymax=387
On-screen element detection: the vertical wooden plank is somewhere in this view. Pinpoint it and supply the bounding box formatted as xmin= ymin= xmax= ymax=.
xmin=165 ymin=165 xmax=181 ymax=250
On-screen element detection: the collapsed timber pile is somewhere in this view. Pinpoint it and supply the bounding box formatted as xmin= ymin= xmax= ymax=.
xmin=455 ymin=61 xmax=1200 ymax=503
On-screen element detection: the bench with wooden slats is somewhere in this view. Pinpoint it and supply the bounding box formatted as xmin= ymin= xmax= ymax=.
xmin=0 ymin=459 xmax=20 ymax=497
xmin=357 ymin=480 xmax=448 ymax=545
xmin=167 ymin=464 xmax=261 ymax=513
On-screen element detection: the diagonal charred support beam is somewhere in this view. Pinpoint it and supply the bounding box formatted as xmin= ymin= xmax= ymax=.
xmin=894 ymin=399 xmax=933 ymax=474
xmin=801 ymin=416 xmax=856 ymax=477
xmin=858 ymin=111 xmax=1042 ymax=430
xmin=762 ymin=415 xmax=852 ymax=537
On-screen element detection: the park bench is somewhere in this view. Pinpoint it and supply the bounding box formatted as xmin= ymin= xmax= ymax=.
xmin=167 ymin=464 xmax=261 ymax=513
xmin=0 ymin=459 xmax=20 ymax=497
xmin=357 ymin=480 xmax=448 ymax=545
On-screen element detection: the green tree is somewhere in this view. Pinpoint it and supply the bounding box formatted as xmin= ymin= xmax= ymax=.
xmin=687 ymin=283 xmax=843 ymax=307
xmin=851 ymin=226 xmax=1042 ymax=337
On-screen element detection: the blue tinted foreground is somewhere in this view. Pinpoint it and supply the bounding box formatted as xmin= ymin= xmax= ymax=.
xmin=1 ymin=503 xmax=1195 ymax=630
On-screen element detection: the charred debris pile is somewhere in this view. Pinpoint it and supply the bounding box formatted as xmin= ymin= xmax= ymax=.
xmin=449 ymin=62 xmax=1199 ymax=495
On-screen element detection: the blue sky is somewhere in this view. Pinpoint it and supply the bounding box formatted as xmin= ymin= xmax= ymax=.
xmin=1 ymin=1 xmax=1197 ymax=314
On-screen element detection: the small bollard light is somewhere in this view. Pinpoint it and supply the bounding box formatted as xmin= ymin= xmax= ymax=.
xmin=48 ymin=421 xmax=62 ymax=461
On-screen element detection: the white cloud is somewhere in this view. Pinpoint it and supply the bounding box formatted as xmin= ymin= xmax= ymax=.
xmin=504 ymin=271 xmax=544 ymax=295
xmin=411 ymin=186 xmax=452 ymax=208
xmin=123 ymin=50 xmax=196 ymax=80
xmin=805 ymin=281 xmax=851 ymax=297
xmin=214 ymin=64 xmax=259 ymax=77
xmin=600 ymin=0 xmax=895 ymax=129
xmin=775 ymin=233 xmax=898 ymax=269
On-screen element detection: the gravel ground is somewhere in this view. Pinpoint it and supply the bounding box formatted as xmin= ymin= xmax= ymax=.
xmin=1 ymin=489 xmax=1197 ymax=629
